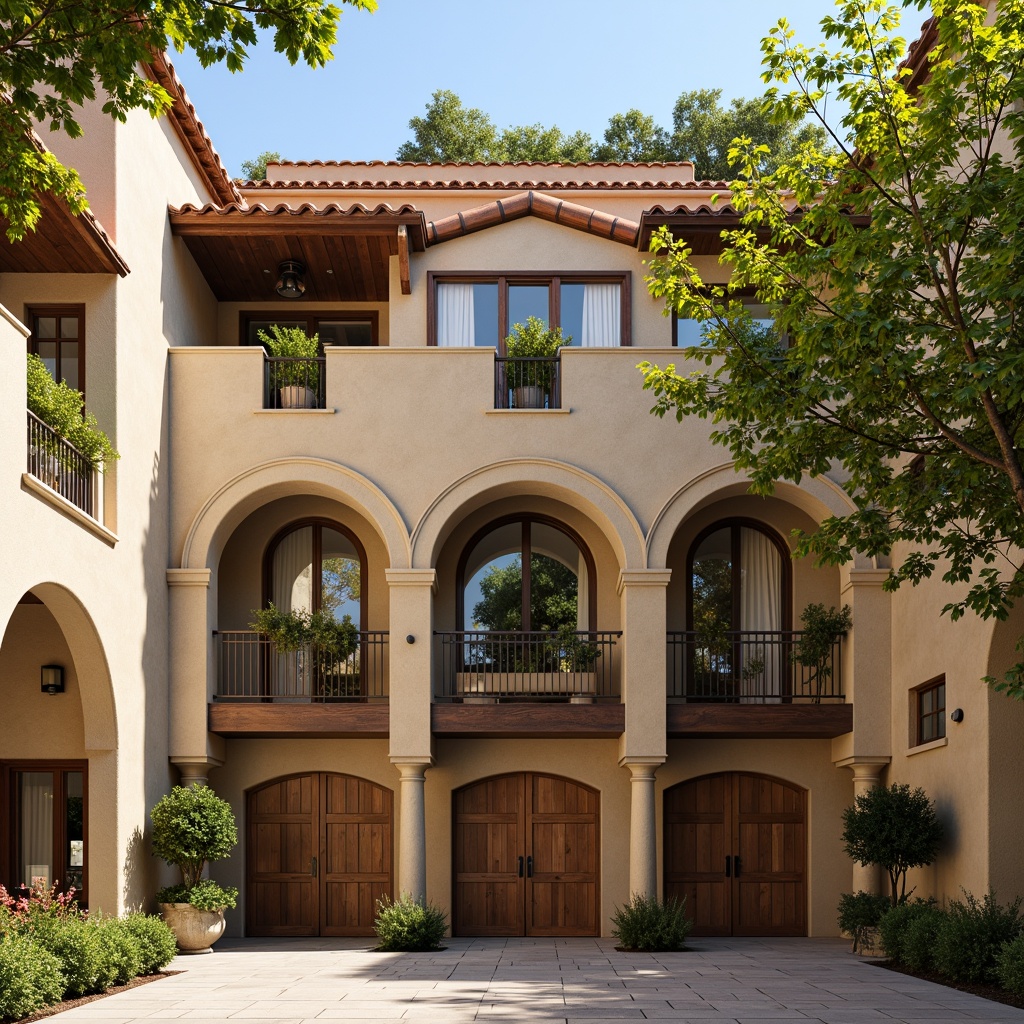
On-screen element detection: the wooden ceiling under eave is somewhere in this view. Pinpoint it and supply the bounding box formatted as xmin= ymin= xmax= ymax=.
xmin=168 ymin=202 xmax=428 ymax=302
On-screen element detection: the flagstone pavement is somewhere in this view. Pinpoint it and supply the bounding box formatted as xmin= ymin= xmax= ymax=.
xmin=41 ymin=936 xmax=1024 ymax=1024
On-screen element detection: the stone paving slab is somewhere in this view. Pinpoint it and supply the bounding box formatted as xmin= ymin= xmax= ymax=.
xmin=39 ymin=937 xmax=1024 ymax=1024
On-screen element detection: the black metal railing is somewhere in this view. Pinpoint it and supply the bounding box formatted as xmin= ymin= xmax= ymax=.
xmin=26 ymin=410 xmax=96 ymax=517
xmin=435 ymin=630 xmax=620 ymax=700
xmin=494 ymin=356 xmax=561 ymax=409
xmin=214 ymin=630 xmax=388 ymax=701
xmin=667 ymin=630 xmax=844 ymax=703
xmin=264 ymin=357 xmax=326 ymax=409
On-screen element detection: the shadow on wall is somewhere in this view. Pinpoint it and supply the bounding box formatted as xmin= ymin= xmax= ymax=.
xmin=121 ymin=826 xmax=147 ymax=911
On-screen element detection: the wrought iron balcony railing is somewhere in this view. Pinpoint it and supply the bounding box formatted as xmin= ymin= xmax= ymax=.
xmin=435 ymin=630 xmax=620 ymax=701
xmin=214 ymin=630 xmax=388 ymax=701
xmin=264 ymin=356 xmax=326 ymax=409
xmin=26 ymin=410 xmax=99 ymax=518
xmin=667 ymin=630 xmax=844 ymax=703
xmin=494 ymin=356 xmax=561 ymax=409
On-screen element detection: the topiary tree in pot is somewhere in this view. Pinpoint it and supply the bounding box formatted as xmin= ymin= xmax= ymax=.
xmin=151 ymin=785 xmax=239 ymax=954
xmin=258 ymin=324 xmax=321 ymax=408
xmin=504 ymin=317 xmax=570 ymax=408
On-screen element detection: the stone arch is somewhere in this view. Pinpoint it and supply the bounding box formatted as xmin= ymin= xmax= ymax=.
xmin=410 ymin=458 xmax=645 ymax=572
xmin=178 ymin=457 xmax=411 ymax=572
xmin=646 ymin=462 xmax=860 ymax=569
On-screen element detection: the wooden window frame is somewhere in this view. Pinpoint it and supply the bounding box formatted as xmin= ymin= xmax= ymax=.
xmin=262 ymin=518 xmax=369 ymax=628
xmin=913 ymin=675 xmax=946 ymax=746
xmin=685 ymin=518 xmax=792 ymax=631
xmin=427 ymin=271 xmax=631 ymax=349
xmin=1 ymin=760 xmax=89 ymax=907
xmin=456 ymin=513 xmax=597 ymax=632
xmin=240 ymin=310 xmax=380 ymax=348
xmin=26 ymin=304 xmax=86 ymax=397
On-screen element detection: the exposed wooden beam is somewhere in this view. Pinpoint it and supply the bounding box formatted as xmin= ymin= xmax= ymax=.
xmin=208 ymin=702 xmax=388 ymax=738
xmin=667 ymin=703 xmax=852 ymax=739
xmin=431 ymin=703 xmax=624 ymax=738
xmin=397 ymin=224 xmax=411 ymax=295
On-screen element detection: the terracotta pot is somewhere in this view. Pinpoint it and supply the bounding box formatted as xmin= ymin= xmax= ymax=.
xmin=158 ymin=902 xmax=227 ymax=955
xmin=278 ymin=385 xmax=317 ymax=409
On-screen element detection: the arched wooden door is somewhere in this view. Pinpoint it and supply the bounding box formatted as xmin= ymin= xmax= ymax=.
xmin=453 ymin=773 xmax=599 ymax=936
xmin=247 ymin=773 xmax=392 ymax=937
xmin=664 ymin=772 xmax=806 ymax=936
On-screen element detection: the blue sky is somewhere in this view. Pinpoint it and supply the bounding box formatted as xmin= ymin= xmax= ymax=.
xmin=165 ymin=0 xmax=915 ymax=177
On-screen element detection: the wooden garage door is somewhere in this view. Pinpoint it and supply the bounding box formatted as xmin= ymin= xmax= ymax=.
xmin=664 ymin=772 xmax=806 ymax=936
xmin=247 ymin=773 xmax=392 ymax=937
xmin=453 ymin=773 xmax=599 ymax=937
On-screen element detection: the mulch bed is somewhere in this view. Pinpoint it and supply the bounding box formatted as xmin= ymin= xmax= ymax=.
xmin=870 ymin=959 xmax=1024 ymax=1010
xmin=14 ymin=970 xmax=181 ymax=1024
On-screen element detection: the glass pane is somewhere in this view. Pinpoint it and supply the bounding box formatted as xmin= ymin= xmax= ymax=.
xmin=65 ymin=772 xmax=84 ymax=894
xmin=508 ymin=285 xmax=549 ymax=333
xmin=35 ymin=317 xmax=57 ymax=339
xmin=559 ymin=283 xmax=585 ymax=345
xmin=60 ymin=342 xmax=79 ymax=391
xmin=35 ymin=341 xmax=57 ymax=380
xmin=272 ymin=526 xmax=313 ymax=613
xmin=529 ymin=522 xmax=581 ymax=631
xmin=321 ymin=527 xmax=360 ymax=628
xmin=59 ymin=317 xmax=79 ymax=340
xmin=249 ymin=320 xmax=305 ymax=347
xmin=675 ymin=318 xmax=710 ymax=346
xmin=319 ymin=320 xmax=372 ymax=347
xmin=472 ymin=283 xmax=499 ymax=347
xmin=464 ymin=522 xmax=522 ymax=630
xmin=18 ymin=772 xmax=54 ymax=890
xmin=691 ymin=528 xmax=732 ymax=632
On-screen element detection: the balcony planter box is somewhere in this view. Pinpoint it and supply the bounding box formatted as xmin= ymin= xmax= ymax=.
xmin=456 ymin=670 xmax=596 ymax=700
xmin=512 ymin=385 xmax=546 ymax=409
xmin=158 ymin=903 xmax=226 ymax=955
xmin=278 ymin=384 xmax=317 ymax=409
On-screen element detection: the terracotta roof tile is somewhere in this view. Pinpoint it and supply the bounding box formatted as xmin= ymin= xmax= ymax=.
xmin=170 ymin=200 xmax=424 ymax=217
xmin=238 ymin=176 xmax=730 ymax=192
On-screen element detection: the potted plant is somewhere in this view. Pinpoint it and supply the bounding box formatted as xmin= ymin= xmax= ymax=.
xmin=792 ymin=603 xmax=852 ymax=702
xmin=151 ymin=784 xmax=239 ymax=954
xmin=546 ymin=623 xmax=601 ymax=702
xmin=503 ymin=317 xmax=570 ymax=408
xmin=258 ymin=324 xmax=320 ymax=408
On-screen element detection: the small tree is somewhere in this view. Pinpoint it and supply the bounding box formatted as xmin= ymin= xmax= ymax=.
xmin=841 ymin=783 xmax=943 ymax=907
xmin=150 ymin=785 xmax=237 ymax=892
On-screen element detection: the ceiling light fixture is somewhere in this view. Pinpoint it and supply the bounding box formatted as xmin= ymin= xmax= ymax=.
xmin=275 ymin=260 xmax=306 ymax=299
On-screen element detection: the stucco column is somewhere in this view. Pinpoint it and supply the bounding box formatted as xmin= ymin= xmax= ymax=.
xmin=835 ymin=756 xmax=889 ymax=895
xmin=620 ymin=757 xmax=664 ymax=898
xmin=386 ymin=570 xmax=436 ymax=762
xmin=393 ymin=759 xmax=431 ymax=902
xmin=617 ymin=571 xmax=671 ymax=763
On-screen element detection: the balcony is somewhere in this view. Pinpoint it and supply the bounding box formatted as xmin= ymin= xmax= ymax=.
xmin=208 ymin=630 xmax=389 ymax=738
xmin=666 ymin=630 xmax=852 ymax=738
xmin=494 ymin=356 xmax=561 ymax=409
xmin=264 ymin=356 xmax=325 ymax=409
xmin=26 ymin=410 xmax=101 ymax=518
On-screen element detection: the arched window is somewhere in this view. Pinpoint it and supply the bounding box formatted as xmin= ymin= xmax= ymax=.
xmin=457 ymin=515 xmax=596 ymax=632
xmin=264 ymin=519 xmax=365 ymax=628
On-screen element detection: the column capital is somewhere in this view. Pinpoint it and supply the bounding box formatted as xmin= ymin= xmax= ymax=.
xmin=617 ymin=570 xmax=672 ymax=595
xmin=386 ymin=569 xmax=437 ymax=592
xmin=840 ymin=568 xmax=891 ymax=594
xmin=391 ymin=757 xmax=434 ymax=779
xmin=619 ymin=756 xmax=666 ymax=780
xmin=834 ymin=755 xmax=890 ymax=781
xmin=166 ymin=568 xmax=211 ymax=588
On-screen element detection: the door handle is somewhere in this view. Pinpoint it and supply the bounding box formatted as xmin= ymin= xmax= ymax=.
xmin=518 ymin=856 xmax=524 ymax=878
xmin=733 ymin=855 xmax=741 ymax=878
xmin=526 ymin=855 xmax=533 ymax=878
xmin=725 ymin=855 xmax=731 ymax=877
xmin=311 ymin=857 xmax=318 ymax=877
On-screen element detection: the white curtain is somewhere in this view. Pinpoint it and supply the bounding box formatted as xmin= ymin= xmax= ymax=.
xmin=20 ymin=772 xmax=53 ymax=888
xmin=576 ymin=552 xmax=589 ymax=630
xmin=271 ymin=527 xmax=313 ymax=696
xmin=437 ymin=284 xmax=475 ymax=346
xmin=580 ymin=284 xmax=621 ymax=347
xmin=740 ymin=528 xmax=783 ymax=702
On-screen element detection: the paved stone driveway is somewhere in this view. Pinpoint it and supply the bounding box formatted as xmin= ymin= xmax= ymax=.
xmin=43 ymin=936 xmax=1024 ymax=1024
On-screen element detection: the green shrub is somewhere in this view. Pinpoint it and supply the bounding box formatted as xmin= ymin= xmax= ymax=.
xmin=902 ymin=906 xmax=948 ymax=973
xmin=0 ymin=933 xmax=65 ymax=1019
xmin=373 ymin=893 xmax=447 ymax=951
xmin=155 ymin=879 xmax=238 ymax=911
xmin=150 ymin=784 xmax=238 ymax=891
xmin=93 ymin=918 xmax=144 ymax=987
xmin=33 ymin=916 xmax=101 ymax=997
xmin=933 ymin=891 xmax=1023 ymax=985
xmin=996 ymin=933 xmax=1024 ymax=995
xmin=120 ymin=913 xmax=178 ymax=974
xmin=611 ymin=893 xmax=693 ymax=952
xmin=504 ymin=316 xmax=569 ymax=392
xmin=878 ymin=899 xmax=935 ymax=964
xmin=258 ymin=324 xmax=320 ymax=389
xmin=837 ymin=891 xmax=890 ymax=952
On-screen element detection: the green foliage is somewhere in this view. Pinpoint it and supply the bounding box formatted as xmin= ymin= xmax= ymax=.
xmin=0 ymin=933 xmax=65 ymax=1020
xmin=841 ymin=784 xmax=943 ymax=906
xmin=258 ymin=324 xmax=321 ymax=390
xmin=472 ymin=555 xmax=578 ymax=633
xmin=155 ymin=879 xmax=238 ymax=911
xmin=373 ymin=893 xmax=447 ymax=952
xmin=837 ymin=890 xmax=890 ymax=953
xmin=593 ymin=109 xmax=670 ymax=163
xmin=150 ymin=785 xmax=238 ymax=891
xmin=32 ymin=917 xmax=101 ymax=997
xmin=27 ymin=352 xmax=117 ymax=467
xmin=239 ymin=150 xmax=281 ymax=181
xmin=545 ymin=623 xmax=601 ymax=672
xmin=119 ymin=914 xmax=178 ymax=974
xmin=504 ymin=317 xmax=569 ymax=393
xmin=611 ymin=893 xmax=693 ymax=952
xmin=791 ymin=604 xmax=851 ymax=702
xmin=877 ymin=899 xmax=939 ymax=966
xmin=933 ymin=891 xmax=1023 ymax=985
xmin=640 ymin=0 xmax=1024 ymax=697
xmin=901 ymin=905 xmax=947 ymax=973
xmin=0 ymin=1 xmax=376 ymax=239
xmin=250 ymin=602 xmax=358 ymax=657
xmin=92 ymin=918 xmax=143 ymax=987
xmin=996 ymin=933 xmax=1024 ymax=995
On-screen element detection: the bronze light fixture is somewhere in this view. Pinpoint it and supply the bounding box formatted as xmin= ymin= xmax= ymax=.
xmin=41 ymin=664 xmax=65 ymax=694
xmin=275 ymin=260 xmax=306 ymax=299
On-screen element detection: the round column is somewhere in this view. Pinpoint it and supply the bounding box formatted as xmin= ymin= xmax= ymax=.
xmin=622 ymin=758 xmax=663 ymax=899
xmin=394 ymin=760 xmax=430 ymax=902
xmin=848 ymin=760 xmax=887 ymax=895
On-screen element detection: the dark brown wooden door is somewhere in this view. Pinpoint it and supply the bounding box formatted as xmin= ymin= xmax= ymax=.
xmin=453 ymin=773 xmax=599 ymax=937
xmin=247 ymin=773 xmax=392 ymax=937
xmin=664 ymin=772 xmax=806 ymax=936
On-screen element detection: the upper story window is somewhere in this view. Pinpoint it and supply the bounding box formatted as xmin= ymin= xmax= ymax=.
xmin=429 ymin=272 xmax=630 ymax=349
xmin=28 ymin=306 xmax=85 ymax=396
xmin=914 ymin=676 xmax=946 ymax=745
xmin=242 ymin=311 xmax=378 ymax=348
xmin=672 ymin=296 xmax=776 ymax=347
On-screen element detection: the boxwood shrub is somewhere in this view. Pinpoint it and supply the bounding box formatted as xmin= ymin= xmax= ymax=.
xmin=0 ymin=933 xmax=65 ymax=1020
xmin=612 ymin=894 xmax=693 ymax=952
xmin=933 ymin=891 xmax=1022 ymax=985
xmin=373 ymin=893 xmax=447 ymax=951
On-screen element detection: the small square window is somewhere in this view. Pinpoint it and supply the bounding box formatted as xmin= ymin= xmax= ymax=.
xmin=914 ymin=676 xmax=946 ymax=746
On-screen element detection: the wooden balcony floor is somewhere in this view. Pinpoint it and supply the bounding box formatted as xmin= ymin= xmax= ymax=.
xmin=667 ymin=701 xmax=852 ymax=739
xmin=208 ymin=701 xmax=389 ymax=738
